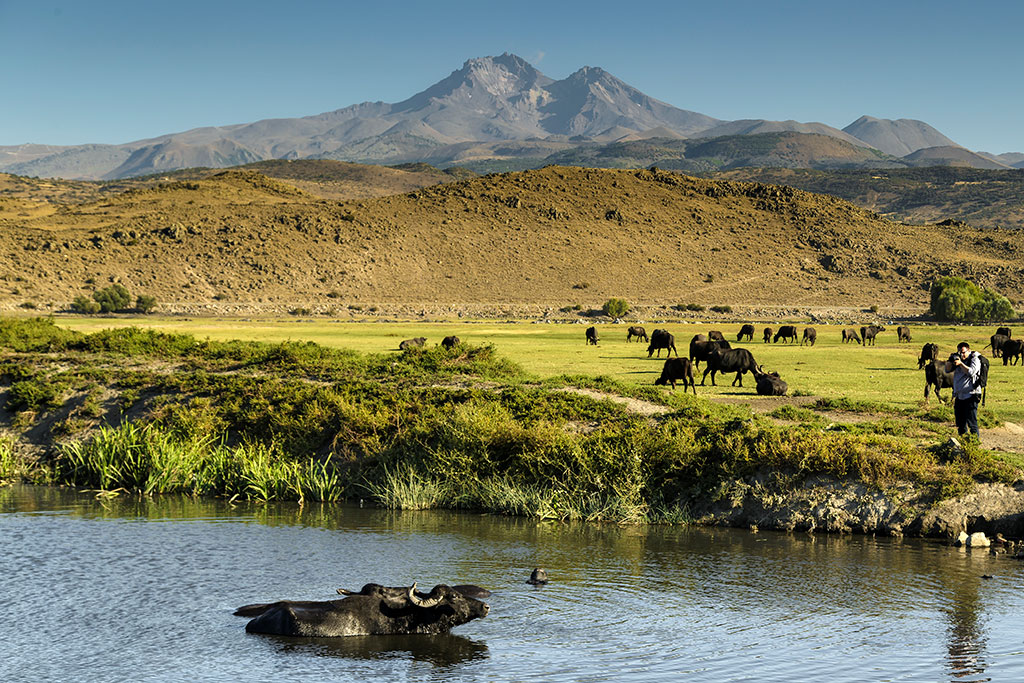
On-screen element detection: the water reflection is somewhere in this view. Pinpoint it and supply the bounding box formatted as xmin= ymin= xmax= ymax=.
xmin=260 ymin=633 xmax=489 ymax=668
xmin=946 ymin=571 xmax=989 ymax=682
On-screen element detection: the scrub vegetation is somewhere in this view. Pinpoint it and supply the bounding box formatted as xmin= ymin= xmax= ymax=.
xmin=2 ymin=317 xmax=1021 ymax=522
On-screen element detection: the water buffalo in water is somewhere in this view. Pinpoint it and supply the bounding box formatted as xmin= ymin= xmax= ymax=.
xmin=626 ymin=326 xmax=649 ymax=343
xmin=701 ymin=347 xmax=760 ymax=387
xmin=842 ymin=328 xmax=861 ymax=344
xmin=1002 ymin=338 xmax=1024 ymax=365
xmin=924 ymin=358 xmax=956 ymax=404
xmin=997 ymin=326 xmax=1012 ymax=338
xmin=235 ymin=583 xmax=489 ymax=637
xmin=917 ymin=342 xmax=939 ymax=369
xmin=801 ymin=327 xmax=817 ymax=346
xmin=986 ymin=333 xmax=1009 ymax=358
xmin=654 ymin=357 xmax=697 ymax=394
xmin=585 ymin=326 xmax=599 ymax=345
xmin=399 ymin=337 xmax=426 ymax=350
xmin=441 ymin=335 xmax=460 ymax=349
xmin=754 ymin=369 xmax=788 ymax=396
xmin=897 ymin=326 xmax=912 ymax=343
xmin=527 ymin=568 xmax=549 ymax=585
xmin=773 ymin=325 xmax=798 ymax=344
xmin=762 ymin=327 xmax=773 ymax=343
xmin=647 ymin=329 xmax=677 ymax=357
xmin=708 ymin=330 xmax=726 ymax=342
xmin=689 ymin=338 xmax=731 ymax=372
xmin=737 ymin=324 xmax=755 ymax=342
xmin=860 ymin=325 xmax=885 ymax=346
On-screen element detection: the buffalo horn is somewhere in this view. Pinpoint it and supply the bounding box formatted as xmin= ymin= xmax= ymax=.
xmin=407 ymin=582 xmax=445 ymax=608
xmin=336 ymin=588 xmax=357 ymax=595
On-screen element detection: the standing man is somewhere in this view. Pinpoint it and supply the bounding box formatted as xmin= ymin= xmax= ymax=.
xmin=950 ymin=341 xmax=982 ymax=439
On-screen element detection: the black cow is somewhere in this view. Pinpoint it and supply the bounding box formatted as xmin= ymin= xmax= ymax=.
xmin=896 ymin=326 xmax=912 ymax=343
xmin=917 ymin=342 xmax=939 ymax=369
xmin=585 ymin=326 xmax=599 ymax=345
xmin=737 ymin=324 xmax=755 ymax=341
xmin=842 ymin=328 xmax=861 ymax=344
xmin=1002 ymin=338 xmax=1024 ymax=366
xmin=690 ymin=333 xmax=708 ymax=343
xmin=924 ymin=358 xmax=956 ymax=404
xmin=997 ymin=326 xmax=1012 ymax=338
xmin=235 ymin=583 xmax=489 ymax=637
xmin=399 ymin=337 xmax=426 ymax=350
xmin=861 ymin=325 xmax=885 ymax=346
xmin=654 ymin=357 xmax=697 ymax=394
xmin=762 ymin=327 xmax=773 ymax=343
xmin=986 ymin=333 xmax=1009 ymax=358
xmin=647 ymin=329 xmax=677 ymax=357
xmin=754 ymin=369 xmax=788 ymax=396
xmin=773 ymin=325 xmax=798 ymax=343
xmin=689 ymin=338 xmax=731 ymax=372
xmin=801 ymin=327 xmax=817 ymax=346
xmin=708 ymin=330 xmax=726 ymax=342
xmin=701 ymin=347 xmax=760 ymax=387
xmin=441 ymin=335 xmax=460 ymax=349
xmin=626 ymin=326 xmax=649 ymax=343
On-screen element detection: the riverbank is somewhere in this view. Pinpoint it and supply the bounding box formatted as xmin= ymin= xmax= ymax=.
xmin=2 ymin=317 xmax=1023 ymax=538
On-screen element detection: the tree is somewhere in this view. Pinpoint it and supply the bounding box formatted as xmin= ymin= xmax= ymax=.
xmin=71 ymin=295 xmax=101 ymax=314
xmin=135 ymin=295 xmax=157 ymax=314
xmin=929 ymin=276 xmax=1015 ymax=322
xmin=602 ymin=298 xmax=630 ymax=318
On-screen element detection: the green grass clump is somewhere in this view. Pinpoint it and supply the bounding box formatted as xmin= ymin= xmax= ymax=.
xmin=768 ymin=405 xmax=824 ymax=423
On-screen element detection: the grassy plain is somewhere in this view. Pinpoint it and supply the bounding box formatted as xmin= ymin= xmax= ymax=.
xmin=56 ymin=316 xmax=1024 ymax=424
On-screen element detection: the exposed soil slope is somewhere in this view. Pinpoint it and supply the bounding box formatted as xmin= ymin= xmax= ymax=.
xmin=2 ymin=166 xmax=1023 ymax=315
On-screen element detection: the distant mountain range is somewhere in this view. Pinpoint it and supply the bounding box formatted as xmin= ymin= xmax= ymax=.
xmin=2 ymin=53 xmax=1022 ymax=179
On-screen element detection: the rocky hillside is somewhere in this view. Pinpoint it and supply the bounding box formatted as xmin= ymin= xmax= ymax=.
xmin=2 ymin=166 xmax=1023 ymax=316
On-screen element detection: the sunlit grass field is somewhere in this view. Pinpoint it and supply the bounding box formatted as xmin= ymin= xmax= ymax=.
xmin=56 ymin=317 xmax=1023 ymax=424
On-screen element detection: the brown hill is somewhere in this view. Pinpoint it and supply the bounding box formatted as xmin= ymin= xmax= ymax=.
xmin=1 ymin=166 xmax=1022 ymax=316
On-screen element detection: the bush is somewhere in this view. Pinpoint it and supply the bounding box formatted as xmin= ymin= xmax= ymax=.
xmin=710 ymin=305 xmax=732 ymax=314
xmin=602 ymin=298 xmax=630 ymax=318
xmin=71 ymin=295 xmax=101 ymax=314
xmin=93 ymin=284 xmax=132 ymax=313
xmin=930 ymin=276 xmax=1015 ymax=322
xmin=135 ymin=295 xmax=157 ymax=313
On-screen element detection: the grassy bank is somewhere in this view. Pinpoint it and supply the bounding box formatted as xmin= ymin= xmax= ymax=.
xmin=1 ymin=317 xmax=1021 ymax=522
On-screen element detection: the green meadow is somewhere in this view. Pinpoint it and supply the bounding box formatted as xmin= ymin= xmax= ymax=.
xmin=57 ymin=316 xmax=1023 ymax=424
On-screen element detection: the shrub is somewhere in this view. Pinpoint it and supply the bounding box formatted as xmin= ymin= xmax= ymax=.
xmin=93 ymin=284 xmax=132 ymax=313
xmin=710 ymin=305 xmax=732 ymax=314
xmin=135 ymin=295 xmax=157 ymax=313
xmin=18 ymin=302 xmax=36 ymax=310
xmin=71 ymin=295 xmax=101 ymax=314
xmin=602 ymin=298 xmax=630 ymax=318
xmin=930 ymin=276 xmax=1015 ymax=322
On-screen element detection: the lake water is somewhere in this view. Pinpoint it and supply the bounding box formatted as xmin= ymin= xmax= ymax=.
xmin=2 ymin=484 xmax=1023 ymax=682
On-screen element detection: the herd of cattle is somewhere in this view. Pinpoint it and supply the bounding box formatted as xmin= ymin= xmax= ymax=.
xmin=583 ymin=323 xmax=1018 ymax=402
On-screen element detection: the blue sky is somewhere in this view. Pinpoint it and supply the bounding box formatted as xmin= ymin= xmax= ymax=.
xmin=2 ymin=0 xmax=1022 ymax=153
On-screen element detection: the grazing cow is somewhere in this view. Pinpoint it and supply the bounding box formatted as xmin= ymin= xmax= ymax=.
xmin=762 ymin=327 xmax=773 ymax=343
xmin=986 ymin=333 xmax=1009 ymax=358
xmin=399 ymin=337 xmax=426 ymax=350
xmin=441 ymin=335 xmax=460 ymax=349
xmin=690 ymin=333 xmax=708 ymax=343
xmin=773 ymin=325 xmax=798 ymax=344
xmin=708 ymin=330 xmax=726 ymax=342
xmin=917 ymin=342 xmax=939 ymax=369
xmin=997 ymin=326 xmax=1012 ymax=338
xmin=924 ymin=358 xmax=956 ymax=404
xmin=737 ymin=324 xmax=755 ymax=342
xmin=1002 ymin=338 xmax=1024 ymax=366
xmin=626 ymin=326 xmax=649 ymax=343
xmin=860 ymin=325 xmax=885 ymax=346
xmin=842 ymin=328 xmax=862 ymax=344
xmin=647 ymin=329 xmax=677 ymax=357
xmin=754 ymin=369 xmax=788 ymax=396
xmin=701 ymin=347 xmax=760 ymax=387
xmin=896 ymin=326 xmax=912 ymax=343
xmin=801 ymin=327 xmax=817 ymax=346
xmin=235 ymin=582 xmax=489 ymax=637
xmin=689 ymin=338 xmax=731 ymax=372
xmin=654 ymin=357 xmax=697 ymax=394
xmin=585 ymin=326 xmax=599 ymax=345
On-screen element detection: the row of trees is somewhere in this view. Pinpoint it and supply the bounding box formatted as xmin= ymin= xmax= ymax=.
xmin=71 ymin=284 xmax=157 ymax=315
xmin=929 ymin=276 xmax=1015 ymax=322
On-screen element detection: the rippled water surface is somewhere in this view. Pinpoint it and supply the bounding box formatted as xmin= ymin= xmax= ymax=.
xmin=2 ymin=485 xmax=1024 ymax=682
